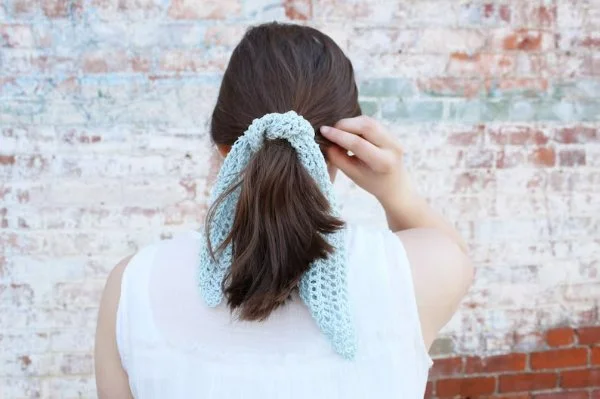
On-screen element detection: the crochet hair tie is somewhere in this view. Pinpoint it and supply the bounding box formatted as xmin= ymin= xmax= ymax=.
xmin=198 ymin=111 xmax=357 ymax=359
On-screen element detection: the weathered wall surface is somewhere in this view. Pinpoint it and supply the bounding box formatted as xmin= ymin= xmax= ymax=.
xmin=1 ymin=0 xmax=599 ymax=397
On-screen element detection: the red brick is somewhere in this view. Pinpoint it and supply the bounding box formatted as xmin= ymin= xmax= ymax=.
xmin=533 ymin=391 xmax=590 ymax=399
xmin=530 ymin=348 xmax=588 ymax=370
xmin=0 ymin=208 xmax=8 ymax=228
xmin=490 ymin=395 xmax=532 ymax=399
xmin=465 ymin=353 xmax=527 ymax=374
xmin=41 ymin=0 xmax=70 ymax=18
xmin=0 ymin=155 xmax=16 ymax=165
xmin=503 ymin=29 xmax=545 ymax=51
xmin=577 ymin=327 xmax=600 ymax=345
xmin=592 ymin=389 xmax=600 ymax=399
xmin=554 ymin=127 xmax=599 ymax=144
xmin=284 ymin=0 xmax=312 ymax=20
xmin=546 ymin=327 xmax=576 ymax=348
xmin=528 ymin=5 xmax=556 ymax=27
xmin=466 ymin=2 xmax=512 ymax=25
xmin=436 ymin=377 xmax=496 ymax=397
xmin=424 ymin=381 xmax=434 ymax=398
xmin=430 ymin=357 xmax=464 ymax=378
xmin=498 ymin=4 xmax=511 ymax=22
xmin=10 ymin=0 xmax=37 ymax=15
xmin=488 ymin=126 xmax=549 ymax=146
xmin=450 ymin=51 xmax=478 ymax=62
xmin=560 ymin=33 xmax=600 ymax=50
xmin=475 ymin=3 xmax=512 ymax=24
xmin=561 ymin=368 xmax=600 ymax=388
xmin=82 ymin=50 xmax=149 ymax=74
xmin=499 ymin=373 xmax=558 ymax=392
xmin=510 ymin=3 xmax=556 ymax=27
xmin=582 ymin=36 xmax=600 ymax=49
xmin=447 ymin=52 xmax=516 ymax=77
xmin=446 ymin=126 xmax=485 ymax=146
xmin=482 ymin=4 xmax=494 ymax=18
xmin=452 ymin=170 xmax=496 ymax=194
xmin=529 ymin=147 xmax=556 ymax=167
xmin=592 ymin=347 xmax=600 ymax=365
xmin=559 ymin=150 xmax=586 ymax=167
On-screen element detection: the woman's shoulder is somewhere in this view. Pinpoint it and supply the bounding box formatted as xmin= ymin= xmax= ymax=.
xmin=103 ymin=229 xmax=203 ymax=296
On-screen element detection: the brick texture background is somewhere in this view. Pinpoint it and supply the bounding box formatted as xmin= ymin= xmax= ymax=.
xmin=1 ymin=0 xmax=599 ymax=397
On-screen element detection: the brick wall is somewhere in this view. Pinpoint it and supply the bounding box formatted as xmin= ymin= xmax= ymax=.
xmin=427 ymin=326 xmax=600 ymax=398
xmin=1 ymin=0 xmax=599 ymax=397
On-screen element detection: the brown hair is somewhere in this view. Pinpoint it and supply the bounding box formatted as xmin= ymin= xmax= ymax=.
xmin=207 ymin=22 xmax=361 ymax=321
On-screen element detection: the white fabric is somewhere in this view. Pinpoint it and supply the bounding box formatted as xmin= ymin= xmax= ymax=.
xmin=116 ymin=224 xmax=432 ymax=399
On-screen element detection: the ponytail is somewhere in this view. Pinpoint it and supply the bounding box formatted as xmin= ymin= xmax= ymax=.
xmin=206 ymin=139 xmax=344 ymax=321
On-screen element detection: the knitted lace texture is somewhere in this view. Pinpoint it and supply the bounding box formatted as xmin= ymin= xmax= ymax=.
xmin=198 ymin=111 xmax=357 ymax=359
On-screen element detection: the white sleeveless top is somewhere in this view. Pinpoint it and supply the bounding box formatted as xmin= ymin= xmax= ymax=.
xmin=116 ymin=224 xmax=432 ymax=398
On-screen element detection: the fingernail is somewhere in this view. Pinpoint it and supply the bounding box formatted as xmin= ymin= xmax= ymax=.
xmin=320 ymin=126 xmax=331 ymax=135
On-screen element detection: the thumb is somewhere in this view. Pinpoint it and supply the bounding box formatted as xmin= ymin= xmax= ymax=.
xmin=327 ymin=145 xmax=363 ymax=182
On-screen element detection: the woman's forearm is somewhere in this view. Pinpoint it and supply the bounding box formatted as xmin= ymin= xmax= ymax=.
xmin=380 ymin=193 xmax=468 ymax=254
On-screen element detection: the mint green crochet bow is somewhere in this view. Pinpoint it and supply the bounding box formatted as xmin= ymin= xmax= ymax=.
xmin=199 ymin=111 xmax=357 ymax=359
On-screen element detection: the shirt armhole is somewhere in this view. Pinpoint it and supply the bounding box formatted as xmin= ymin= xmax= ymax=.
xmin=385 ymin=231 xmax=434 ymax=369
xmin=115 ymin=245 xmax=153 ymax=373
xmin=115 ymin=243 xmax=162 ymax=399
xmin=115 ymin=259 xmax=131 ymax=373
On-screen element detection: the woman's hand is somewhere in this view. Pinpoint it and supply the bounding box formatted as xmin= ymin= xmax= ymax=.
xmin=320 ymin=115 xmax=415 ymax=207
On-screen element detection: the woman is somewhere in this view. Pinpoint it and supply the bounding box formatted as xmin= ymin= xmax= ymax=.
xmin=95 ymin=23 xmax=472 ymax=398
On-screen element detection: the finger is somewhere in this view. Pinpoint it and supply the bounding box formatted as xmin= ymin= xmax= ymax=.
xmin=326 ymin=145 xmax=363 ymax=181
xmin=334 ymin=116 xmax=394 ymax=148
xmin=321 ymin=126 xmax=388 ymax=171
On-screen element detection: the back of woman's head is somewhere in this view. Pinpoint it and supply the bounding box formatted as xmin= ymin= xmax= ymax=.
xmin=208 ymin=22 xmax=361 ymax=321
